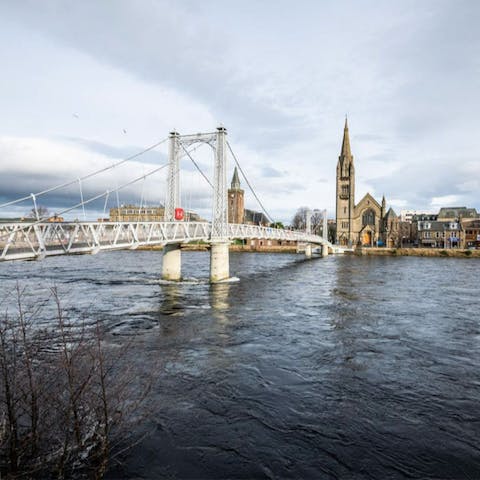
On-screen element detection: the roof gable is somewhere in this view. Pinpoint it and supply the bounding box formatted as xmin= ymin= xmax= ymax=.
xmin=355 ymin=193 xmax=381 ymax=211
xmin=385 ymin=207 xmax=397 ymax=219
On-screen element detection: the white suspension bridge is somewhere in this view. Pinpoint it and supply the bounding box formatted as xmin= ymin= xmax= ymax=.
xmin=0 ymin=127 xmax=334 ymax=282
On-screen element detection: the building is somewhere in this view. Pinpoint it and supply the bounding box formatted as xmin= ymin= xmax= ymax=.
xmin=398 ymin=221 xmax=413 ymax=246
xmin=227 ymin=168 xmax=294 ymax=249
xmin=438 ymin=207 xmax=478 ymax=221
xmin=109 ymin=205 xmax=202 ymax=222
xmin=410 ymin=208 xmax=480 ymax=248
xmin=110 ymin=205 xmax=165 ymax=222
xmin=462 ymin=219 xmax=480 ymax=249
xmin=335 ymin=119 xmax=397 ymax=247
xmin=47 ymin=215 xmax=64 ymax=222
xmin=227 ymin=168 xmax=269 ymax=227
xmin=382 ymin=208 xmax=399 ymax=248
xmin=411 ymin=213 xmax=465 ymax=248
xmin=244 ymin=209 xmax=269 ymax=226
xmin=228 ymin=167 xmax=244 ymax=224
xmin=399 ymin=209 xmax=436 ymax=223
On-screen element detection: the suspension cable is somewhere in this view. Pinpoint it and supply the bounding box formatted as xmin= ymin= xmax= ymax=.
xmin=55 ymin=164 xmax=169 ymax=219
xmin=0 ymin=136 xmax=169 ymax=209
xmin=102 ymin=190 xmax=110 ymax=218
xmin=226 ymin=141 xmax=274 ymax=224
xmin=179 ymin=143 xmax=213 ymax=188
xmin=78 ymin=178 xmax=86 ymax=221
xmin=0 ymin=162 xmax=170 ymax=240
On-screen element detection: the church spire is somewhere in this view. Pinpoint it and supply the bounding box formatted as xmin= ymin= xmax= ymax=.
xmin=340 ymin=116 xmax=352 ymax=158
xmin=230 ymin=166 xmax=241 ymax=190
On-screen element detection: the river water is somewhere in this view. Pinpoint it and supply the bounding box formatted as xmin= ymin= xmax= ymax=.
xmin=1 ymin=251 xmax=480 ymax=479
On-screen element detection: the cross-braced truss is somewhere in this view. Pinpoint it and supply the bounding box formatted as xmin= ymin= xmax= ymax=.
xmin=0 ymin=221 xmax=332 ymax=262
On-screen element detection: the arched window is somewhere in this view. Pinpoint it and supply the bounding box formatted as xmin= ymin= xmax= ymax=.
xmin=362 ymin=209 xmax=375 ymax=226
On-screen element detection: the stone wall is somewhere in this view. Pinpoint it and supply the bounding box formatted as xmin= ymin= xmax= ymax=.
xmin=355 ymin=247 xmax=480 ymax=258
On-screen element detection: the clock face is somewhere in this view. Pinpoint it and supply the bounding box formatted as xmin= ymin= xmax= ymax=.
xmin=230 ymin=194 xmax=234 ymax=198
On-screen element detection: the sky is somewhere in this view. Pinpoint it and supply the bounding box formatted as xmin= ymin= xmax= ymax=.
xmin=0 ymin=0 xmax=479 ymax=223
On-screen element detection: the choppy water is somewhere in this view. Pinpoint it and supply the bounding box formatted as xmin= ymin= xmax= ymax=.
xmin=1 ymin=251 xmax=480 ymax=479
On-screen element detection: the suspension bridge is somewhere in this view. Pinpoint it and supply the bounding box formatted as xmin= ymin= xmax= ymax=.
xmin=0 ymin=127 xmax=334 ymax=282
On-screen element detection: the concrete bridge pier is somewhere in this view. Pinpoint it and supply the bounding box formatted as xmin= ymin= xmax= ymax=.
xmin=210 ymin=241 xmax=230 ymax=283
xmin=322 ymin=243 xmax=329 ymax=257
xmin=305 ymin=244 xmax=312 ymax=258
xmin=162 ymin=243 xmax=182 ymax=281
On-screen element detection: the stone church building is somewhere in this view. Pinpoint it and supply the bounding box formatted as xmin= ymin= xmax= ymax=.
xmin=336 ymin=119 xmax=398 ymax=247
xmin=228 ymin=167 xmax=270 ymax=226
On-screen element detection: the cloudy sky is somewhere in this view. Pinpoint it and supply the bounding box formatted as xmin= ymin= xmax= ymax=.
xmin=1 ymin=0 xmax=479 ymax=223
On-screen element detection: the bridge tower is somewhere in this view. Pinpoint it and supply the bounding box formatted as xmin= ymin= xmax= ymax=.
xmin=161 ymin=126 xmax=231 ymax=283
xmin=162 ymin=130 xmax=182 ymax=281
xmin=322 ymin=208 xmax=329 ymax=257
xmin=304 ymin=209 xmax=312 ymax=258
xmin=210 ymin=126 xmax=230 ymax=282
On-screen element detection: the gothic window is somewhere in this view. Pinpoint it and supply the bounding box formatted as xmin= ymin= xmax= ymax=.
xmin=341 ymin=185 xmax=349 ymax=196
xmin=362 ymin=209 xmax=375 ymax=226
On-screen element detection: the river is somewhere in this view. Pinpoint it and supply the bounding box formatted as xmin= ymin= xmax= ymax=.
xmin=1 ymin=251 xmax=479 ymax=479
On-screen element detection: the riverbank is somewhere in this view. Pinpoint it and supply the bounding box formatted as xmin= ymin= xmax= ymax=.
xmin=137 ymin=244 xmax=297 ymax=253
xmin=355 ymin=247 xmax=480 ymax=258
xmin=133 ymin=244 xmax=480 ymax=257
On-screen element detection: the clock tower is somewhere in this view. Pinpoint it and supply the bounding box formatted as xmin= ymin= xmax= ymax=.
xmin=228 ymin=167 xmax=244 ymax=224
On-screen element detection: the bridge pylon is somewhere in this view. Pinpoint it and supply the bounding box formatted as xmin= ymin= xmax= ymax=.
xmin=160 ymin=126 xmax=231 ymax=282
xmin=210 ymin=126 xmax=230 ymax=282
xmin=162 ymin=131 xmax=182 ymax=281
xmin=165 ymin=130 xmax=180 ymax=222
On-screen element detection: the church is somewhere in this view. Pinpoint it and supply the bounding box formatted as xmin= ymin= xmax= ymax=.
xmin=335 ymin=119 xmax=398 ymax=247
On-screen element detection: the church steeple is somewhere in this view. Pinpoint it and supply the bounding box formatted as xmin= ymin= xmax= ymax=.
xmin=336 ymin=117 xmax=355 ymax=246
xmin=231 ymin=166 xmax=241 ymax=190
xmin=340 ymin=117 xmax=352 ymax=159
xmin=228 ymin=167 xmax=244 ymax=224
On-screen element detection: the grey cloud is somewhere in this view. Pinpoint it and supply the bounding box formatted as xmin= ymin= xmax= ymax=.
xmin=368 ymin=156 xmax=480 ymax=211
xmin=2 ymin=1 xmax=299 ymax=152
xmin=260 ymin=165 xmax=284 ymax=178
xmin=62 ymin=137 xmax=168 ymax=166
xmin=269 ymin=182 xmax=305 ymax=195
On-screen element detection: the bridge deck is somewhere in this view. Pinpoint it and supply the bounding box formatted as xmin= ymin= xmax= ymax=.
xmin=0 ymin=221 xmax=331 ymax=261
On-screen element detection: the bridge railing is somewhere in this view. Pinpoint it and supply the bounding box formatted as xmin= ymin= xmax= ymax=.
xmin=0 ymin=220 xmax=329 ymax=261
xmin=227 ymin=224 xmax=328 ymax=245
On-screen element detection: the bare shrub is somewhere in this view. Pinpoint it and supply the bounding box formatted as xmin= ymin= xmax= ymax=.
xmin=0 ymin=285 xmax=155 ymax=479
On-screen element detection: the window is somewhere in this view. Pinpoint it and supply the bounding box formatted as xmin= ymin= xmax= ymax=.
xmin=362 ymin=209 xmax=375 ymax=226
xmin=344 ymin=207 xmax=347 ymax=214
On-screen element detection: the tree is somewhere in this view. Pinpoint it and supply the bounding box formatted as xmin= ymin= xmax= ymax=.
xmin=311 ymin=210 xmax=324 ymax=235
xmin=291 ymin=207 xmax=325 ymax=234
xmin=270 ymin=221 xmax=284 ymax=229
xmin=328 ymin=222 xmax=337 ymax=243
xmin=0 ymin=285 xmax=156 ymax=479
xmin=27 ymin=206 xmax=49 ymax=220
xmin=291 ymin=207 xmax=309 ymax=230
